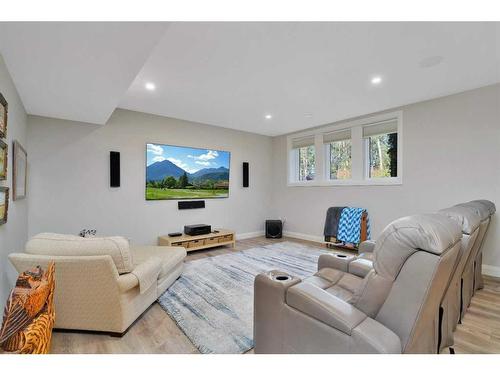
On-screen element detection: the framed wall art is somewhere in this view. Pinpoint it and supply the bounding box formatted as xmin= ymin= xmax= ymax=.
xmin=0 ymin=139 xmax=7 ymax=181
xmin=13 ymin=140 xmax=27 ymax=200
xmin=0 ymin=93 xmax=7 ymax=138
xmin=0 ymin=186 xmax=9 ymax=225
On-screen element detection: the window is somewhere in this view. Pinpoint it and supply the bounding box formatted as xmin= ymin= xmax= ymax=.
xmin=287 ymin=111 xmax=401 ymax=186
xmin=291 ymin=136 xmax=315 ymax=182
xmin=324 ymin=129 xmax=351 ymax=180
xmin=298 ymin=145 xmax=315 ymax=181
xmin=363 ymin=120 xmax=398 ymax=178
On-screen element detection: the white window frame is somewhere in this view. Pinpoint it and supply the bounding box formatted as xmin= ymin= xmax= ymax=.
xmin=323 ymin=129 xmax=353 ymax=183
xmin=287 ymin=138 xmax=319 ymax=185
xmin=287 ymin=111 xmax=403 ymax=186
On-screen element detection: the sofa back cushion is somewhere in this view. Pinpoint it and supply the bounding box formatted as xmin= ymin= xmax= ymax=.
xmin=25 ymin=233 xmax=133 ymax=274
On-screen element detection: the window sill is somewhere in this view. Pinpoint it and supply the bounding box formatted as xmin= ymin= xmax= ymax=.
xmin=287 ymin=178 xmax=402 ymax=187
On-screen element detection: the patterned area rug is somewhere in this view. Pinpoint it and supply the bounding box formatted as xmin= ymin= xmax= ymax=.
xmin=157 ymin=241 xmax=326 ymax=354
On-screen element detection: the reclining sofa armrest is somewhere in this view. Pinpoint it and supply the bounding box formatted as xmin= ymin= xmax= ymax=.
xmin=254 ymin=270 xmax=301 ymax=304
xmin=318 ymin=253 xmax=356 ymax=272
xmin=352 ymin=317 xmax=402 ymax=353
xmin=358 ymin=240 xmax=376 ymax=254
xmin=254 ymin=270 xmax=301 ymax=353
xmin=286 ymin=282 xmax=366 ymax=335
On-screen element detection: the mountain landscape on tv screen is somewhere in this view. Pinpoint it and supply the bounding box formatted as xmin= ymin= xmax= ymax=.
xmin=145 ymin=144 xmax=230 ymax=200
xmin=146 ymin=160 xmax=229 ymax=183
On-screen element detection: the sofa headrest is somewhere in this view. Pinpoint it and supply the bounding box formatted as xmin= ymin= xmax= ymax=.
xmin=469 ymin=200 xmax=496 ymax=216
xmin=25 ymin=233 xmax=133 ymax=274
xmin=374 ymin=214 xmax=462 ymax=280
xmin=438 ymin=205 xmax=481 ymax=235
xmin=455 ymin=202 xmax=490 ymax=221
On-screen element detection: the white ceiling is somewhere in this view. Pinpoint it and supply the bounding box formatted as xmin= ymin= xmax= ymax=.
xmin=0 ymin=22 xmax=169 ymax=124
xmin=120 ymin=22 xmax=500 ymax=136
xmin=0 ymin=22 xmax=499 ymax=135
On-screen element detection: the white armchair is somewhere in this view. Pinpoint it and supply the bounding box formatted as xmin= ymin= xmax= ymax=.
xmin=9 ymin=233 xmax=186 ymax=336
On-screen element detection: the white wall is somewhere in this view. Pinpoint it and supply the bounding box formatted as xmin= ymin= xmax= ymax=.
xmin=0 ymin=54 xmax=28 ymax=310
xmin=27 ymin=109 xmax=273 ymax=244
xmin=270 ymin=84 xmax=500 ymax=273
xmin=25 ymin=84 xmax=500 ymax=275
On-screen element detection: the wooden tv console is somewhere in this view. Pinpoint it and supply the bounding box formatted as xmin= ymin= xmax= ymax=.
xmin=158 ymin=229 xmax=235 ymax=252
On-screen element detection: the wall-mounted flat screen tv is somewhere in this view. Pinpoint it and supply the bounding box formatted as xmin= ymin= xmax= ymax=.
xmin=146 ymin=143 xmax=230 ymax=200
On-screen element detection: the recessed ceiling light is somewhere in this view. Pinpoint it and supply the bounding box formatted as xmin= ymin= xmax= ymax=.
xmin=304 ymin=113 xmax=313 ymax=118
xmin=419 ymin=55 xmax=444 ymax=69
xmin=371 ymin=76 xmax=382 ymax=85
xmin=145 ymin=82 xmax=156 ymax=91
xmin=265 ymin=114 xmax=272 ymax=119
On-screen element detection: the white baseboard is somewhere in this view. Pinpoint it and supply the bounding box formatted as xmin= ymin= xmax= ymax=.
xmin=236 ymin=231 xmax=265 ymax=240
xmin=482 ymin=264 xmax=500 ymax=278
xmin=283 ymin=231 xmax=324 ymax=243
xmin=237 ymin=230 xmax=325 ymax=242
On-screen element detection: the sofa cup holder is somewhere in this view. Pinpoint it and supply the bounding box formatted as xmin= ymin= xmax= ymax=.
xmin=273 ymin=275 xmax=292 ymax=282
xmin=335 ymin=254 xmax=348 ymax=258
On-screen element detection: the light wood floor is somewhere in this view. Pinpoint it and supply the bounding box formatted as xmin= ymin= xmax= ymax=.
xmin=50 ymin=236 xmax=500 ymax=354
xmin=451 ymin=275 xmax=500 ymax=353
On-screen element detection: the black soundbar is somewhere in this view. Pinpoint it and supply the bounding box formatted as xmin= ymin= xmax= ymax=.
xmin=178 ymin=200 xmax=205 ymax=210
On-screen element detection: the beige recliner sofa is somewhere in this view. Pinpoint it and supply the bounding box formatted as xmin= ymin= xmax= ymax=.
xmin=436 ymin=205 xmax=481 ymax=351
xmin=254 ymin=214 xmax=462 ymax=353
xmin=9 ymin=233 xmax=186 ymax=336
xmin=464 ymin=200 xmax=496 ymax=292
xmin=313 ymin=199 xmax=495 ymax=353
xmin=445 ymin=200 xmax=495 ymax=317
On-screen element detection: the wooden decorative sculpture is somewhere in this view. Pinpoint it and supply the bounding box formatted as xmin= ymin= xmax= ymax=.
xmin=0 ymin=262 xmax=55 ymax=354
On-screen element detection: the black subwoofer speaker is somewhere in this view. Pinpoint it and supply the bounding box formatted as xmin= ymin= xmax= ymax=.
xmin=266 ymin=220 xmax=283 ymax=239
xmin=110 ymin=151 xmax=120 ymax=187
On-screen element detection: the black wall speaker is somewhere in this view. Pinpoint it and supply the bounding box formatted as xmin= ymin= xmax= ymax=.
xmin=266 ymin=220 xmax=283 ymax=239
xmin=178 ymin=200 xmax=206 ymax=210
xmin=110 ymin=151 xmax=120 ymax=187
xmin=243 ymin=162 xmax=249 ymax=188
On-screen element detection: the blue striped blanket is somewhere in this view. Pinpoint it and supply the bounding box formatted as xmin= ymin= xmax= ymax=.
xmin=337 ymin=207 xmax=371 ymax=245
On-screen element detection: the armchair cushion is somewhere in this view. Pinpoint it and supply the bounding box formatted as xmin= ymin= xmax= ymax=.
xmin=117 ymin=273 xmax=139 ymax=293
xmin=469 ymin=199 xmax=496 ymax=216
xmin=349 ymin=258 xmax=373 ymax=278
xmin=303 ymin=268 xmax=363 ymax=303
xmin=131 ymin=246 xmax=186 ymax=280
xmin=438 ymin=206 xmax=481 ymax=235
xmin=25 ymin=233 xmax=133 ymax=274
xmin=352 ymin=317 xmax=402 ymax=353
xmin=286 ymin=282 xmax=366 ymax=334
xmin=318 ymin=253 xmax=355 ymax=272
xmin=316 ymin=267 xmax=344 ymax=283
xmin=131 ymin=257 xmax=162 ymax=294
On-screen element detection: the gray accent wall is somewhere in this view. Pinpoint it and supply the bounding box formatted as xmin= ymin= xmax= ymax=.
xmin=270 ymin=84 xmax=500 ymax=274
xmin=0 ymin=54 xmax=28 ymax=311
xmin=27 ymin=109 xmax=273 ymax=245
